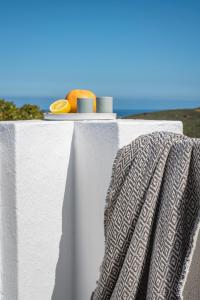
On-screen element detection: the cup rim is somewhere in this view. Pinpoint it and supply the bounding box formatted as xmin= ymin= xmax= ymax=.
xmin=96 ymin=96 xmax=113 ymax=100
xmin=77 ymin=97 xmax=94 ymax=100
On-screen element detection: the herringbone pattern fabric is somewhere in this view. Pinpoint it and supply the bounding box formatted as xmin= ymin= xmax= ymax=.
xmin=92 ymin=132 xmax=200 ymax=300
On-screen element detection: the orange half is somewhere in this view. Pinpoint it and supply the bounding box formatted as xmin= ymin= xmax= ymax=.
xmin=50 ymin=99 xmax=71 ymax=114
xmin=65 ymin=89 xmax=96 ymax=112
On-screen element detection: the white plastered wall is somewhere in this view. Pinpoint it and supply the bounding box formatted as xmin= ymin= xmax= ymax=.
xmin=0 ymin=120 xmax=185 ymax=300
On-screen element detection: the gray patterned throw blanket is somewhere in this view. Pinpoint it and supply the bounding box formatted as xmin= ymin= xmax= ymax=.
xmin=92 ymin=132 xmax=200 ymax=300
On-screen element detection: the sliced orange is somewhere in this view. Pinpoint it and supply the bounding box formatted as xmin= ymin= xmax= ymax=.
xmin=50 ymin=99 xmax=71 ymax=114
xmin=65 ymin=89 xmax=96 ymax=112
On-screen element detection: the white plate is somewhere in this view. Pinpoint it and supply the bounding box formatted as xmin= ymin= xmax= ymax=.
xmin=44 ymin=113 xmax=117 ymax=121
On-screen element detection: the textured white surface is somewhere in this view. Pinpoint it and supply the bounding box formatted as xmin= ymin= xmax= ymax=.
xmin=0 ymin=120 xmax=183 ymax=300
xmin=0 ymin=122 xmax=74 ymax=300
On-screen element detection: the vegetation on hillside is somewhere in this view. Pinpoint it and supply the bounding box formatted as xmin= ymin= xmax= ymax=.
xmin=124 ymin=108 xmax=200 ymax=138
xmin=0 ymin=99 xmax=43 ymax=121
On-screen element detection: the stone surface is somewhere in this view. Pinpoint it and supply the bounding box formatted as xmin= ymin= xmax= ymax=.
xmin=0 ymin=120 xmax=183 ymax=300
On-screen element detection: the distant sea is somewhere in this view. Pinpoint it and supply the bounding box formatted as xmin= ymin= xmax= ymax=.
xmin=115 ymin=109 xmax=154 ymax=117
xmin=3 ymin=96 xmax=200 ymax=117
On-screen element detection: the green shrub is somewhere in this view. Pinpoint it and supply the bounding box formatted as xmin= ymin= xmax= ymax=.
xmin=0 ymin=99 xmax=43 ymax=121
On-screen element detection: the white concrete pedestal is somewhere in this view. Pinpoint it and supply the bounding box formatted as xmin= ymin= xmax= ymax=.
xmin=0 ymin=120 xmax=182 ymax=300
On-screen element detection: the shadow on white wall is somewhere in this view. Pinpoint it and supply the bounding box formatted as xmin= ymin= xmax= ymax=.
xmin=52 ymin=132 xmax=76 ymax=299
xmin=52 ymin=122 xmax=119 ymax=300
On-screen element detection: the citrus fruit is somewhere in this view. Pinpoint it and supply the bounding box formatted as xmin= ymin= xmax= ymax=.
xmin=65 ymin=89 xmax=96 ymax=112
xmin=50 ymin=99 xmax=71 ymax=114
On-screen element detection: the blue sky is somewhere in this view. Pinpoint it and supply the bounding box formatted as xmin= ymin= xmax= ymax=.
xmin=0 ymin=0 xmax=200 ymax=102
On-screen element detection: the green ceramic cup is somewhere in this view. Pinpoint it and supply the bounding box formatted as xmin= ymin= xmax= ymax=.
xmin=96 ymin=97 xmax=113 ymax=113
xmin=77 ymin=98 xmax=94 ymax=113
